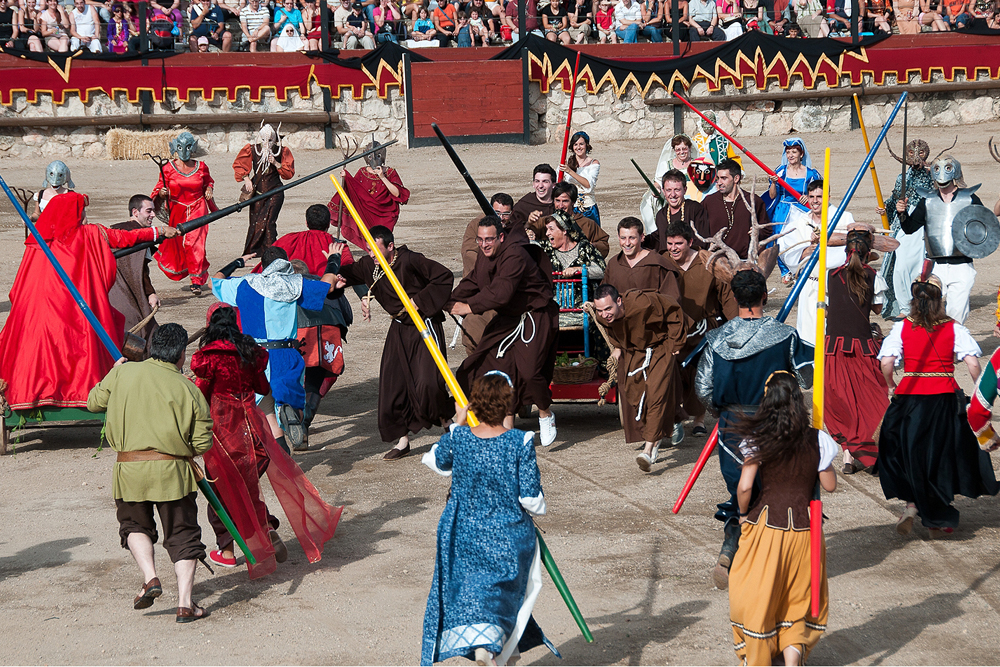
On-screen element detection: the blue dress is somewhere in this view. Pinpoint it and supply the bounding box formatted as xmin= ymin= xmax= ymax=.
xmin=421 ymin=426 xmax=559 ymax=665
xmin=762 ymin=164 xmax=822 ymax=230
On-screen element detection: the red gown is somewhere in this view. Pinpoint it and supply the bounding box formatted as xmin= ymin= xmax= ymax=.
xmin=0 ymin=193 xmax=156 ymax=411
xmin=151 ymin=160 xmax=217 ymax=286
xmin=327 ymin=167 xmax=409 ymax=250
xmin=191 ymin=339 xmax=343 ymax=571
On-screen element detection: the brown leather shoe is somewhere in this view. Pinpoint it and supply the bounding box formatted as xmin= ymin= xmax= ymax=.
xmin=269 ymin=529 xmax=288 ymax=563
xmin=383 ymin=444 xmax=410 ymax=461
xmin=176 ymin=602 xmax=210 ymax=623
xmin=133 ymin=577 xmax=162 ymax=610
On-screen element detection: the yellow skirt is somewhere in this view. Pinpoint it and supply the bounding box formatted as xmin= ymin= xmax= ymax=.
xmin=728 ymin=508 xmax=828 ymax=666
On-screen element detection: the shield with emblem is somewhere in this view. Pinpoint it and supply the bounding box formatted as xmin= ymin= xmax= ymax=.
xmin=952 ymin=204 xmax=1000 ymax=259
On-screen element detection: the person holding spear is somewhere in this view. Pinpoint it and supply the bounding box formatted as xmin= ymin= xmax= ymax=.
xmin=87 ymin=324 xmax=214 ymax=623
xmin=694 ymin=268 xmax=813 ymax=590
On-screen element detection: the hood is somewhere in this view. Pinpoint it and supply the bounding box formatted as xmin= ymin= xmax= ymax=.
xmin=705 ymin=316 xmax=798 ymax=361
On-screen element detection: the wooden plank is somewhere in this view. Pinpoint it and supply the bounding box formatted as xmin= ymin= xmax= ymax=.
xmin=410 ymin=96 xmax=521 ymax=113
xmin=413 ymin=120 xmax=522 ymax=137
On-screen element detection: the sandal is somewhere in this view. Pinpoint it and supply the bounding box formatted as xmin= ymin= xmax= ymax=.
xmin=896 ymin=506 xmax=918 ymax=535
xmin=176 ymin=602 xmax=210 ymax=623
xmin=190 ymin=284 xmax=203 ymax=297
xmin=133 ymin=577 xmax=162 ymax=610
xmin=842 ymin=461 xmax=866 ymax=475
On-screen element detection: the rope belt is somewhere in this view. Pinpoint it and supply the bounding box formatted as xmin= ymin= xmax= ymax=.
xmin=497 ymin=312 xmax=537 ymax=359
xmin=117 ymin=451 xmax=189 ymax=462
xmin=902 ymin=371 xmax=954 ymax=377
xmin=627 ymin=347 xmax=653 ymax=422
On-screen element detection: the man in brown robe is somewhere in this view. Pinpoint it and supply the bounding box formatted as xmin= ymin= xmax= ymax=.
xmin=647 ymin=169 xmax=709 ymax=253
xmin=510 ymin=163 xmax=557 ymax=241
xmin=603 ymin=216 xmax=682 ymax=301
xmin=594 ymin=284 xmax=686 ymax=473
xmin=697 ymin=158 xmax=769 ymax=259
xmin=337 ymin=225 xmax=454 ymax=460
xmin=109 ymin=194 xmax=160 ymax=357
xmin=552 ymin=182 xmax=610 ymax=257
xmin=449 ymin=215 xmax=560 ymax=446
xmin=460 ymin=193 xmax=515 ymax=355
xmin=663 ymin=222 xmax=738 ymax=435
xmin=233 ymin=123 xmax=295 ymax=256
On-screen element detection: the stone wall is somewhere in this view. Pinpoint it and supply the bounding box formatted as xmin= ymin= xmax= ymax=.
xmin=1 ymin=71 xmax=997 ymax=158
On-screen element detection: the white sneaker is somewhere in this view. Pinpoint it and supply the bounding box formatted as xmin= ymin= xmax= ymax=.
xmin=636 ymin=452 xmax=652 ymax=472
xmin=671 ymin=422 xmax=685 ymax=446
xmin=539 ymin=412 xmax=556 ymax=447
xmin=649 ymin=441 xmax=661 ymax=465
xmin=474 ymin=647 xmax=496 ymax=665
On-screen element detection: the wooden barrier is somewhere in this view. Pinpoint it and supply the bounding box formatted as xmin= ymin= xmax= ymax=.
xmin=0 ymin=111 xmax=339 ymax=129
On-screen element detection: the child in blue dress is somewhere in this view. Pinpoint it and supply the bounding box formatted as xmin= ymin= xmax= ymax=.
xmin=421 ymin=371 xmax=560 ymax=666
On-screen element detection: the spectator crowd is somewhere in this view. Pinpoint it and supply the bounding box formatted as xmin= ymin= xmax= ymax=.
xmin=1 ymin=0 xmax=996 ymax=53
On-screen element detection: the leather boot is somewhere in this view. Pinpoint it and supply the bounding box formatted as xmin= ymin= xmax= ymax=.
xmin=303 ymin=392 xmax=321 ymax=430
xmin=712 ymin=520 xmax=742 ymax=590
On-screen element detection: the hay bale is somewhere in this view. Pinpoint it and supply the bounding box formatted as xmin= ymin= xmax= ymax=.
xmin=106 ymin=127 xmax=192 ymax=160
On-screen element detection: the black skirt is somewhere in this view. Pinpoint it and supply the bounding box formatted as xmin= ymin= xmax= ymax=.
xmin=879 ymin=392 xmax=999 ymax=528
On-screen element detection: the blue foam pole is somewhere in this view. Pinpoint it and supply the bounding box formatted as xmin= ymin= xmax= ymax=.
xmin=0 ymin=175 xmax=124 ymax=362
xmin=776 ymin=91 xmax=909 ymax=323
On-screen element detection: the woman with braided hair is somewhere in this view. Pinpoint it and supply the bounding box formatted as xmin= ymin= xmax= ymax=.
xmin=877 ymin=275 xmax=998 ymax=538
xmin=823 ymin=225 xmax=889 ymax=475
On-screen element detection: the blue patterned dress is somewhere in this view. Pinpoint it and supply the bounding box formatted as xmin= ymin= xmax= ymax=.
xmin=421 ymin=426 xmax=559 ymax=665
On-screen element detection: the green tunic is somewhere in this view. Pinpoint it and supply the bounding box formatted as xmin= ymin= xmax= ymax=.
xmin=87 ymin=358 xmax=213 ymax=502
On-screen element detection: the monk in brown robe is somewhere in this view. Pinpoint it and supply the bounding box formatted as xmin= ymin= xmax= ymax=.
xmin=647 ymin=169 xmax=709 ymax=253
xmin=697 ymin=158 xmax=769 ymax=259
xmin=662 ymin=222 xmax=738 ymax=435
xmin=460 ymin=193 xmax=516 ymax=356
xmin=109 ymin=194 xmax=160 ymax=357
xmin=449 ymin=215 xmax=560 ymax=446
xmin=510 ymin=164 xmax=557 ymax=241
xmin=603 ymin=216 xmax=682 ymax=301
xmin=337 ymin=225 xmax=454 ymax=460
xmin=233 ymin=123 xmax=295 ymax=256
xmin=594 ymin=284 xmax=686 ymax=473
xmin=552 ymin=182 xmax=610 ymax=257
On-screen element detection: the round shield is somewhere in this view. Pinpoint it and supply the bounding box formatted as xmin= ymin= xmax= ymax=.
xmin=953 ymin=204 xmax=1000 ymax=259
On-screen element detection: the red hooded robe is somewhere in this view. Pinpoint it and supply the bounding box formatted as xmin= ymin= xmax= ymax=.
xmin=0 ymin=193 xmax=157 ymax=410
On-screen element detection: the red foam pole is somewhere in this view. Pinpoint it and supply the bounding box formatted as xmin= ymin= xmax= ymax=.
xmin=672 ymin=423 xmax=719 ymax=514
xmin=557 ymin=51 xmax=583 ymax=182
xmin=671 ymin=91 xmax=803 ymax=201
xmin=809 ymin=498 xmax=823 ymax=618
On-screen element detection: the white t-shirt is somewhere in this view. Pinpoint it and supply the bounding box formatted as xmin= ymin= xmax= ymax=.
xmin=613 ymin=0 xmax=642 ymax=28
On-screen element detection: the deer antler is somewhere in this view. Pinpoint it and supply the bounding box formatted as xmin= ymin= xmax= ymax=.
xmin=692 ymin=219 xmax=742 ymax=279
xmin=989 ymin=137 xmax=1000 ymax=166
xmin=932 ymin=135 xmax=958 ymax=162
xmin=885 ymin=140 xmax=906 ymax=166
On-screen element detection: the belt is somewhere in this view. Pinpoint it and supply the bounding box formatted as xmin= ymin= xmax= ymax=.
xmin=117 ymin=451 xmax=189 ymax=462
xmin=902 ymin=371 xmax=954 ymax=377
xmin=930 ymin=256 xmax=972 ymax=265
xmin=260 ymin=339 xmax=302 ymax=350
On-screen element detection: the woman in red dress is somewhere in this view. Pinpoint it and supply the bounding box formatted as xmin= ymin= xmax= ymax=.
xmin=0 ymin=192 xmax=173 ymax=411
xmin=151 ymin=131 xmax=217 ymax=296
xmin=191 ymin=304 xmax=342 ymax=573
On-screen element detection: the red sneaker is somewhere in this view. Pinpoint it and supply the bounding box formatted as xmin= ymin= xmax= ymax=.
xmin=208 ymin=550 xmax=237 ymax=568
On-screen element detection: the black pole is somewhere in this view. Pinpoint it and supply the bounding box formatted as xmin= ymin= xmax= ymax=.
xmin=322 ymin=88 xmax=334 ymax=149
xmin=431 ymin=123 xmax=494 ymax=216
xmin=320 ymin=0 xmax=330 ymax=51
xmin=138 ymin=1 xmax=148 ymax=58
xmin=848 ymin=0 xmax=860 ymax=129
xmin=518 ymin=0 xmax=527 ymax=40
xmin=671 ymin=0 xmax=681 ymax=134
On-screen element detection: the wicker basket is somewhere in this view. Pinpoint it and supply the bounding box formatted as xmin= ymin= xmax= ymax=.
xmin=552 ymin=358 xmax=598 ymax=384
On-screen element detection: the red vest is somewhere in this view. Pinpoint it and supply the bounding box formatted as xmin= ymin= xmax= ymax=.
xmin=895 ymin=318 xmax=959 ymax=395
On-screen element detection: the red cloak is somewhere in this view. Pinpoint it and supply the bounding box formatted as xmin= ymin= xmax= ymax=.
xmin=327 ymin=167 xmax=409 ymax=250
xmin=253 ymin=229 xmax=356 ymax=276
xmin=0 ymin=193 xmax=156 ymax=410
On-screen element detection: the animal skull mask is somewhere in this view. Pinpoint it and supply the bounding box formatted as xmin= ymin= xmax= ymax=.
xmin=931 ymin=155 xmax=963 ymax=186
xmin=43 ymin=160 xmax=74 ymax=189
xmin=169 ymin=132 xmax=198 ymax=161
xmin=364 ymin=134 xmax=387 ymax=169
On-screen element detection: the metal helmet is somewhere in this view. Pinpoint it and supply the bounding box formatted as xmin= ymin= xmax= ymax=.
xmin=364 ymin=133 xmax=387 ymax=169
xmin=169 ymin=131 xmax=198 ymax=161
xmin=43 ymin=160 xmax=74 ymax=189
xmin=931 ymin=155 xmax=964 ymax=187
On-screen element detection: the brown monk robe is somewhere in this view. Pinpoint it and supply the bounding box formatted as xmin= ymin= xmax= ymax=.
xmin=339 ymin=245 xmax=455 ymax=445
xmin=604 ymin=250 xmax=682 ymax=301
xmin=233 ymin=141 xmax=295 ymax=256
xmin=647 ymin=200 xmax=709 ymax=253
xmin=676 ymin=250 xmax=739 ymax=425
xmin=511 ymin=191 xmax=555 ymax=241
xmin=698 ymin=188 xmax=769 ymax=259
xmin=109 ymin=220 xmax=158 ymax=356
xmin=599 ymin=288 xmax=686 ymax=454
xmin=450 ymin=238 xmax=559 ymax=418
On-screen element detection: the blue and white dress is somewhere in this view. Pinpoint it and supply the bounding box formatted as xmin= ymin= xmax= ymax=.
xmin=421 ymin=425 xmax=560 ymax=666
xmin=762 ymin=138 xmax=821 ymax=278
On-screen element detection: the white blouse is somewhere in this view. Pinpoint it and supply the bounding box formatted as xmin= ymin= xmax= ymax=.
xmin=566 ymin=161 xmax=600 ymax=198
xmin=877 ymin=320 xmax=981 ymax=363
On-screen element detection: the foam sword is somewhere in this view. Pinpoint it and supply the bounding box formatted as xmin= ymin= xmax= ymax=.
xmin=671 ymin=91 xmax=909 ymax=515
xmin=114 ymin=140 xmax=397 ymax=259
xmin=0 ymin=174 xmax=254 ymax=565
xmin=331 ymin=176 xmax=594 ymax=644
